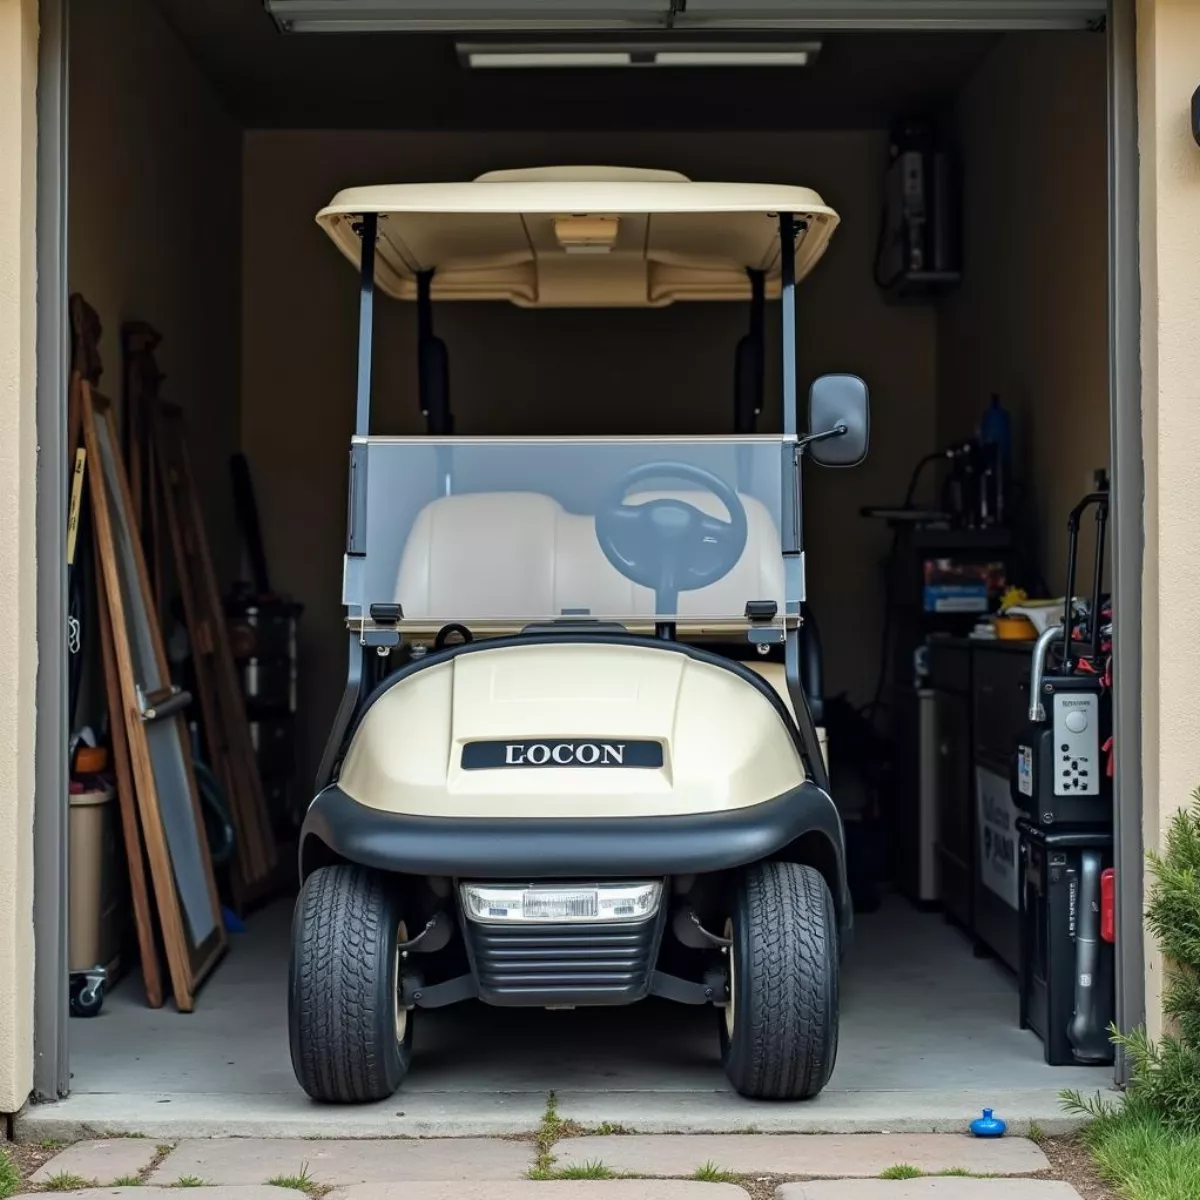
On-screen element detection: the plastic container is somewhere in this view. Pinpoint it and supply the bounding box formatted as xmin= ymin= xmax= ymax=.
xmin=68 ymin=786 xmax=123 ymax=973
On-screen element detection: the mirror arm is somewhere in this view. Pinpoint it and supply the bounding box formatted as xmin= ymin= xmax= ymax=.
xmin=796 ymin=422 xmax=848 ymax=454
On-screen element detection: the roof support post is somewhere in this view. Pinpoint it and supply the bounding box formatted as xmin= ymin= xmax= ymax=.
xmin=355 ymin=211 xmax=377 ymax=437
xmin=779 ymin=212 xmax=798 ymax=436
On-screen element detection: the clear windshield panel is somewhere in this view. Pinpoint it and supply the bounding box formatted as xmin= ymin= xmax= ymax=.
xmin=346 ymin=436 xmax=790 ymax=628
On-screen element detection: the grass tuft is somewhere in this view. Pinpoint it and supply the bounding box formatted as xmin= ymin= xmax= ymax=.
xmin=1070 ymin=1094 xmax=1200 ymax=1200
xmin=268 ymin=1164 xmax=327 ymax=1197
xmin=0 ymin=1148 xmax=20 ymax=1200
xmin=36 ymin=1140 xmax=66 ymax=1151
xmin=1026 ymin=1120 xmax=1046 ymax=1144
xmin=42 ymin=1173 xmax=95 ymax=1192
xmin=553 ymin=1161 xmax=615 ymax=1180
xmin=935 ymin=1167 xmax=972 ymax=1177
xmin=173 ymin=1177 xmax=208 ymax=1188
xmin=693 ymin=1161 xmax=739 ymax=1184
xmin=589 ymin=1123 xmax=630 ymax=1137
xmin=879 ymin=1164 xmax=923 ymax=1180
xmin=111 ymin=1177 xmax=144 ymax=1187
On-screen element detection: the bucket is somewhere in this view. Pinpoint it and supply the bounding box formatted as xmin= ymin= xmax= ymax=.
xmin=68 ymin=787 xmax=123 ymax=974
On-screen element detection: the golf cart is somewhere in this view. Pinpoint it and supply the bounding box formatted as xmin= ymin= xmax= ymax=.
xmin=290 ymin=167 xmax=869 ymax=1104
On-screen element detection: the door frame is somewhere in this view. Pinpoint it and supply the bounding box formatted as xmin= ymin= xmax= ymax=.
xmin=30 ymin=0 xmax=1143 ymax=1096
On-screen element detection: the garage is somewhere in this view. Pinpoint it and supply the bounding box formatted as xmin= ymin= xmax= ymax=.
xmin=18 ymin=0 xmax=1145 ymax=1134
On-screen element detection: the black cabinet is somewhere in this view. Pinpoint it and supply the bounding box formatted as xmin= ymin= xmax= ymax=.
xmin=928 ymin=636 xmax=1033 ymax=971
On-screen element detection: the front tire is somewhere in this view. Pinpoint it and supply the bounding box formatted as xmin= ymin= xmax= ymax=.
xmin=719 ymin=861 xmax=839 ymax=1100
xmin=289 ymin=864 xmax=413 ymax=1103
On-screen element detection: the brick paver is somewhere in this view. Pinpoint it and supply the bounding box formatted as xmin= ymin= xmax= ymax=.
xmin=555 ymin=1134 xmax=1049 ymax=1178
xmin=777 ymin=1181 xmax=1084 ymax=1198
xmin=32 ymin=1140 xmax=161 ymax=1185
xmin=149 ymin=1138 xmax=533 ymax=1185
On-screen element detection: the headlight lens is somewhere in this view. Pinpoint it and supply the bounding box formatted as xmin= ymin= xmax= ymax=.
xmin=460 ymin=881 xmax=662 ymax=924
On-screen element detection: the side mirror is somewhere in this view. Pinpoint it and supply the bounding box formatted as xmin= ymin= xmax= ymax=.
xmin=805 ymin=373 xmax=870 ymax=467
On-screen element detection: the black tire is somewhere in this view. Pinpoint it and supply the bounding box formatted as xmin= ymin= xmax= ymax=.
xmin=719 ymin=861 xmax=839 ymax=1100
xmin=289 ymin=864 xmax=413 ymax=1103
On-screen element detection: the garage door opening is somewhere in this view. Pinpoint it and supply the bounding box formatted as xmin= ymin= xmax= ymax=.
xmin=30 ymin=0 xmax=1139 ymax=1134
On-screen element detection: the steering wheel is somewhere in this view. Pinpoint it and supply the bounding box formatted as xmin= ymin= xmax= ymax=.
xmin=595 ymin=462 xmax=749 ymax=614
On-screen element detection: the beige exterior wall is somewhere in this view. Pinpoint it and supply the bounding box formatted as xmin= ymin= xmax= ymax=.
xmin=242 ymin=129 xmax=939 ymax=786
xmin=0 ymin=0 xmax=39 ymax=1114
xmin=1137 ymin=0 xmax=1200 ymax=1042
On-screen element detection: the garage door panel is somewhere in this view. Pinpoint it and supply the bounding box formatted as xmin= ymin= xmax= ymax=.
xmin=678 ymin=1 xmax=1106 ymax=30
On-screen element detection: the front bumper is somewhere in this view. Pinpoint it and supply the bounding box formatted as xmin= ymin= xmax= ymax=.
xmin=305 ymin=780 xmax=838 ymax=876
xmin=301 ymin=781 xmax=852 ymax=940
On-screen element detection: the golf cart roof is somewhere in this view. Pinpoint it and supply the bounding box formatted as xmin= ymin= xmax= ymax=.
xmin=316 ymin=166 xmax=839 ymax=308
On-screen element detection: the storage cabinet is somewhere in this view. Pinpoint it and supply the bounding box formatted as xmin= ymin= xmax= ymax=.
xmin=928 ymin=635 xmax=1033 ymax=970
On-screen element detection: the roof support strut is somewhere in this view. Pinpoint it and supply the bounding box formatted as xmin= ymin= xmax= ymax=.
xmin=779 ymin=211 xmax=798 ymax=437
xmin=355 ymin=211 xmax=377 ymax=437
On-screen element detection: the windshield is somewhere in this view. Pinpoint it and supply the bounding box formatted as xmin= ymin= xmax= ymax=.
xmin=345 ymin=436 xmax=790 ymax=631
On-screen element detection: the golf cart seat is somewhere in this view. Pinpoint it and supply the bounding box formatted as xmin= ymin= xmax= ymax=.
xmin=394 ymin=489 xmax=785 ymax=622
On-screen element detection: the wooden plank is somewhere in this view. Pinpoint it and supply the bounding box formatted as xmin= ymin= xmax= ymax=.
xmin=152 ymin=404 xmax=279 ymax=898
xmin=83 ymin=385 xmax=227 ymax=1011
xmin=94 ymin=532 xmax=165 ymax=1009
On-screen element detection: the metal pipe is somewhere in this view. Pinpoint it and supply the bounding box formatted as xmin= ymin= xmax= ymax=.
xmin=1068 ymin=850 xmax=1110 ymax=1062
xmin=355 ymin=211 xmax=377 ymax=437
xmin=779 ymin=212 xmax=797 ymax=437
xmin=1028 ymin=625 xmax=1064 ymax=722
xmin=1091 ymin=500 xmax=1109 ymax=661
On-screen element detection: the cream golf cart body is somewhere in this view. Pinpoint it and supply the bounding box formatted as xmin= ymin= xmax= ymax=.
xmin=291 ymin=167 xmax=870 ymax=1105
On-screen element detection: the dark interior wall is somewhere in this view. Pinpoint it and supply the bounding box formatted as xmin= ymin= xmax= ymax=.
xmin=68 ymin=0 xmax=242 ymax=585
xmin=242 ymin=131 xmax=940 ymax=784
xmin=936 ymin=32 xmax=1110 ymax=593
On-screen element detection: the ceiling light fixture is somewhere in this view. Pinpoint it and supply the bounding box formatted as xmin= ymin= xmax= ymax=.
xmin=458 ymin=41 xmax=821 ymax=69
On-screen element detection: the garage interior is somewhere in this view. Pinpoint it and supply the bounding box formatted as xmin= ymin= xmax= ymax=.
xmin=52 ymin=0 xmax=1120 ymax=1126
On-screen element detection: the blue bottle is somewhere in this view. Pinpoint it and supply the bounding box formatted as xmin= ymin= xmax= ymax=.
xmin=980 ymin=394 xmax=1012 ymax=469
xmin=970 ymin=1108 xmax=1007 ymax=1138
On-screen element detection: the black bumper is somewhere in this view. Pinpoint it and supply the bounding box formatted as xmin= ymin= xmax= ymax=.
xmin=300 ymin=781 xmax=851 ymax=935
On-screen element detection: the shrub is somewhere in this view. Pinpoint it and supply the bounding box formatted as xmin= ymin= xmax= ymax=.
xmin=1110 ymin=794 xmax=1200 ymax=1133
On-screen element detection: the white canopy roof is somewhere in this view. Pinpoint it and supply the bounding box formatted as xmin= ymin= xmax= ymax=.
xmin=316 ymin=166 xmax=839 ymax=307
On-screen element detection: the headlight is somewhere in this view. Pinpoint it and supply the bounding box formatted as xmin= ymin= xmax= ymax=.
xmin=460 ymin=881 xmax=662 ymax=924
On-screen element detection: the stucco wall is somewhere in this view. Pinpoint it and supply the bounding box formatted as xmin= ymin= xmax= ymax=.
xmin=68 ymin=0 xmax=242 ymax=585
xmin=0 ymin=0 xmax=39 ymax=1115
xmin=1137 ymin=0 xmax=1200 ymax=1042
xmin=242 ymin=130 xmax=940 ymax=786
xmin=937 ymin=32 xmax=1110 ymax=594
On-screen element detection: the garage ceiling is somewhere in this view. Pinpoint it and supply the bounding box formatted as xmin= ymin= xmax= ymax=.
xmin=149 ymin=0 xmax=1020 ymax=129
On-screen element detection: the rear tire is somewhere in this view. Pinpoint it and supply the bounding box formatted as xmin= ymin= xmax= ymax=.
xmin=719 ymin=861 xmax=839 ymax=1100
xmin=289 ymin=864 xmax=413 ymax=1103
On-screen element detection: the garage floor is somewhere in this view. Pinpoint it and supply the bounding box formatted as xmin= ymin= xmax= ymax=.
xmin=23 ymin=896 xmax=1113 ymax=1139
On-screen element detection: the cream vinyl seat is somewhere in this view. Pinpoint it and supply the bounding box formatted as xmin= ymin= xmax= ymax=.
xmin=395 ymin=490 xmax=785 ymax=622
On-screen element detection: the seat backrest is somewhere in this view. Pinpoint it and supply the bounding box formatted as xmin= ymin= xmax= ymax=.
xmin=395 ymin=490 xmax=784 ymax=622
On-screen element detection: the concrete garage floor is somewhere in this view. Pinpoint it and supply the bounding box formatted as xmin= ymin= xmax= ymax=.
xmin=21 ymin=897 xmax=1115 ymax=1140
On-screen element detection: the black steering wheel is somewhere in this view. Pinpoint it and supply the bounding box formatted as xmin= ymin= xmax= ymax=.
xmin=595 ymin=461 xmax=749 ymax=614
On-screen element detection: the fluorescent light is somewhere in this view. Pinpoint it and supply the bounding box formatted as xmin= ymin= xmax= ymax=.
xmin=653 ymin=49 xmax=811 ymax=65
xmin=457 ymin=40 xmax=821 ymax=69
xmin=468 ymin=51 xmax=633 ymax=68
xmin=264 ymin=2 xmax=667 ymax=33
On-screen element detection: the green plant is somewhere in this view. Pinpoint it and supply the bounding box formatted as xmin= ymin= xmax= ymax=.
xmin=554 ymin=1161 xmax=614 ymax=1180
xmin=935 ymin=1168 xmax=972 ymax=1177
xmin=1026 ymin=1120 xmax=1046 ymax=1144
xmin=37 ymin=1139 xmax=66 ymax=1151
xmin=43 ymin=1173 xmax=94 ymax=1192
xmin=589 ymin=1123 xmax=629 ymax=1137
xmin=1103 ymin=795 xmax=1200 ymax=1133
xmin=111 ymin=1177 xmax=144 ymax=1187
xmin=0 ymin=1147 xmax=21 ymax=1200
xmin=173 ymin=1177 xmax=208 ymax=1188
xmin=879 ymin=1164 xmax=922 ymax=1180
xmin=270 ymin=1166 xmax=326 ymax=1195
xmin=528 ymin=1093 xmax=565 ymax=1179
xmin=1071 ymin=1097 xmax=1200 ymax=1200
xmin=693 ymin=1162 xmax=738 ymax=1183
